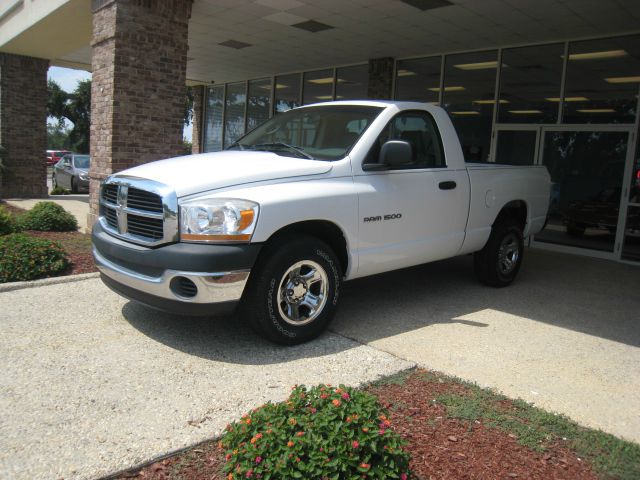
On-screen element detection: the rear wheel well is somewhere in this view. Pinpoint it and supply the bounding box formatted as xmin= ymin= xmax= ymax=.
xmin=261 ymin=221 xmax=349 ymax=276
xmin=495 ymin=200 xmax=527 ymax=232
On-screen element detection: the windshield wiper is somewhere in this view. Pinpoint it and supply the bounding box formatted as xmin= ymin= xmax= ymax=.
xmin=253 ymin=142 xmax=314 ymax=160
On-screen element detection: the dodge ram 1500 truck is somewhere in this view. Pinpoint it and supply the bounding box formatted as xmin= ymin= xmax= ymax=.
xmin=92 ymin=101 xmax=550 ymax=344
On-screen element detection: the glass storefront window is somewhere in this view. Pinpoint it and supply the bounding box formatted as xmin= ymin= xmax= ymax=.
xmin=224 ymin=82 xmax=246 ymax=148
xmin=442 ymin=50 xmax=497 ymax=162
xmin=498 ymin=43 xmax=564 ymax=124
xmin=203 ymin=85 xmax=224 ymax=152
xmin=303 ymin=69 xmax=334 ymax=105
xmin=335 ymin=64 xmax=368 ymax=100
xmin=494 ymin=130 xmax=537 ymax=165
xmin=394 ymin=56 xmax=441 ymax=103
xmin=563 ymin=35 xmax=640 ymax=124
xmin=274 ymin=73 xmax=301 ymax=114
xmin=247 ymin=78 xmax=271 ymax=133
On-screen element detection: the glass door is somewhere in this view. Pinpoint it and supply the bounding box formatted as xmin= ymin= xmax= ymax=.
xmin=490 ymin=125 xmax=540 ymax=165
xmin=533 ymin=126 xmax=634 ymax=258
xmin=621 ymin=135 xmax=640 ymax=262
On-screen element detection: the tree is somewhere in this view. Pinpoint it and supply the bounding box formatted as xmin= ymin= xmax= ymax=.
xmin=47 ymin=79 xmax=91 ymax=153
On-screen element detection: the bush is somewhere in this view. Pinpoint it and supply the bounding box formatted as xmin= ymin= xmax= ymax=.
xmin=219 ymin=384 xmax=411 ymax=479
xmin=0 ymin=233 xmax=69 ymax=282
xmin=18 ymin=201 xmax=78 ymax=232
xmin=0 ymin=205 xmax=19 ymax=236
xmin=50 ymin=186 xmax=71 ymax=195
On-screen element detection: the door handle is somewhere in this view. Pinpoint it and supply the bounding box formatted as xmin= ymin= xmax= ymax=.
xmin=439 ymin=181 xmax=457 ymax=190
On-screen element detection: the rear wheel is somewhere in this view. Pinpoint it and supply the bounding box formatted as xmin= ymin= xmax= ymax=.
xmin=241 ymin=235 xmax=342 ymax=345
xmin=71 ymin=177 xmax=78 ymax=194
xmin=474 ymin=217 xmax=524 ymax=287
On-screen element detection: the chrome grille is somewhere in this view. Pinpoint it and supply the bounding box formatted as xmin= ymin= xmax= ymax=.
xmin=99 ymin=176 xmax=178 ymax=247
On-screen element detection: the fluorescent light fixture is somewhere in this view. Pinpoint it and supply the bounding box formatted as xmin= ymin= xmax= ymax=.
xmin=576 ymin=108 xmax=616 ymax=113
xmin=397 ymin=69 xmax=417 ymax=77
xmin=307 ymin=77 xmax=345 ymax=85
xmin=451 ymin=111 xmax=480 ymax=115
xmin=604 ymin=76 xmax=640 ymax=84
xmin=472 ymin=99 xmax=509 ymax=104
xmin=568 ymin=49 xmax=627 ymax=61
xmin=315 ymin=95 xmax=334 ymax=100
xmin=428 ymin=86 xmax=465 ymax=92
xmin=545 ymin=96 xmax=589 ymax=102
xmin=508 ymin=110 xmax=542 ymax=114
xmin=453 ymin=61 xmax=501 ymax=70
xmin=260 ymin=83 xmax=287 ymax=90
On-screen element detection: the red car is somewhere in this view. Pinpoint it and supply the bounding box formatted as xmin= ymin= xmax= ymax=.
xmin=46 ymin=150 xmax=71 ymax=167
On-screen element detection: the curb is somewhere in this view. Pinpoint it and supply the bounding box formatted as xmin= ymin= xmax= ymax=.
xmin=0 ymin=272 xmax=100 ymax=293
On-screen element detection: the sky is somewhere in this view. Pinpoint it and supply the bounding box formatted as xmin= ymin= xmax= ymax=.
xmin=48 ymin=66 xmax=193 ymax=141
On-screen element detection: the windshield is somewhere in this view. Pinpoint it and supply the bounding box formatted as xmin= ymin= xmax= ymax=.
xmin=73 ymin=155 xmax=90 ymax=169
xmin=227 ymin=105 xmax=383 ymax=160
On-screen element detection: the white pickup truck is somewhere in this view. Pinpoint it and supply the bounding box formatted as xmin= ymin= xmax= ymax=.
xmin=92 ymin=101 xmax=550 ymax=344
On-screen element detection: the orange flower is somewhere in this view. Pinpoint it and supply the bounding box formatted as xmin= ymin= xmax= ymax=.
xmin=245 ymin=418 xmax=252 ymax=425
xmin=362 ymin=427 xmax=369 ymax=433
xmin=332 ymin=399 xmax=341 ymax=407
xmin=250 ymin=437 xmax=257 ymax=444
xmin=360 ymin=463 xmax=370 ymax=469
xmin=289 ymin=418 xmax=297 ymax=426
xmin=296 ymin=431 xmax=305 ymax=437
xmin=287 ymin=441 xmax=295 ymax=447
xmin=227 ymin=474 xmax=234 ymax=480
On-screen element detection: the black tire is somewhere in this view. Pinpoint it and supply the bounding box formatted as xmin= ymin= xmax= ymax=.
xmin=71 ymin=177 xmax=78 ymax=194
xmin=474 ymin=216 xmax=524 ymax=288
xmin=240 ymin=235 xmax=342 ymax=345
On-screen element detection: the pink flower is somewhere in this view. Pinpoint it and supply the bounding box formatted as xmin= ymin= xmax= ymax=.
xmin=255 ymin=456 xmax=262 ymax=464
xmin=351 ymin=440 xmax=359 ymax=449
xmin=401 ymin=474 xmax=408 ymax=480
xmin=341 ymin=392 xmax=350 ymax=400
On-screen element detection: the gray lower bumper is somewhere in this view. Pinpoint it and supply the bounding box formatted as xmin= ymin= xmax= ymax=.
xmin=94 ymin=247 xmax=250 ymax=306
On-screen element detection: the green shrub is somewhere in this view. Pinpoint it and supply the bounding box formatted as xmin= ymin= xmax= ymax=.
xmin=50 ymin=186 xmax=71 ymax=195
xmin=18 ymin=201 xmax=77 ymax=232
xmin=0 ymin=233 xmax=69 ymax=282
xmin=0 ymin=205 xmax=19 ymax=235
xmin=219 ymin=384 xmax=411 ymax=479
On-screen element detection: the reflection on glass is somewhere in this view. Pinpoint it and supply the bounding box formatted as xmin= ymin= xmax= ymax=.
xmin=336 ymin=64 xmax=368 ymax=100
xmin=536 ymin=131 xmax=628 ymax=252
xmin=394 ymin=56 xmax=441 ymax=103
xmin=498 ymin=44 xmax=563 ymax=124
xmin=563 ymin=35 xmax=640 ymax=123
xmin=442 ymin=50 xmax=497 ymax=162
xmin=224 ymin=82 xmax=246 ymax=148
xmin=494 ymin=130 xmax=537 ymax=165
xmin=621 ymin=207 xmax=640 ymax=261
xmin=303 ymin=69 xmax=334 ymax=105
xmin=203 ymin=85 xmax=224 ymax=152
xmin=247 ymin=78 xmax=271 ymax=132
xmin=274 ymin=73 xmax=301 ymax=114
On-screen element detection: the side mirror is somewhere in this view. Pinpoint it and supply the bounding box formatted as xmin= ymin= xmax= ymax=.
xmin=380 ymin=140 xmax=413 ymax=167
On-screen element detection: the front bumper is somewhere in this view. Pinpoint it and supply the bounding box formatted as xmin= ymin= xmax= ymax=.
xmin=92 ymin=222 xmax=262 ymax=316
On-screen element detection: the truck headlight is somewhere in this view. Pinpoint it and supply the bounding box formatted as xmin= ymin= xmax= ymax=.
xmin=179 ymin=198 xmax=259 ymax=243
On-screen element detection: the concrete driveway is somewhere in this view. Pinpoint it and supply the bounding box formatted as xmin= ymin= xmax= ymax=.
xmin=0 ymin=248 xmax=638 ymax=479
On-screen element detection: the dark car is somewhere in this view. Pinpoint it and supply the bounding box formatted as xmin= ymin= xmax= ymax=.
xmin=52 ymin=154 xmax=90 ymax=193
xmin=46 ymin=150 xmax=71 ymax=167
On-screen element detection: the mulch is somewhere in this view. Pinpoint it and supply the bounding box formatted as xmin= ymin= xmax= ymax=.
xmin=25 ymin=230 xmax=97 ymax=275
xmin=115 ymin=370 xmax=597 ymax=480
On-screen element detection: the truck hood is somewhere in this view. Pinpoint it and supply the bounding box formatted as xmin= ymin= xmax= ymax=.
xmin=114 ymin=150 xmax=333 ymax=197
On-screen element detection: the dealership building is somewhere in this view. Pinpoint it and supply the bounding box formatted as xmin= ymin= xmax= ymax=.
xmin=0 ymin=0 xmax=639 ymax=263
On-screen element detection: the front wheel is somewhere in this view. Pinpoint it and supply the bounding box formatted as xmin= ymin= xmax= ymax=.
xmin=71 ymin=177 xmax=78 ymax=194
xmin=474 ymin=217 xmax=524 ymax=287
xmin=241 ymin=235 xmax=342 ymax=345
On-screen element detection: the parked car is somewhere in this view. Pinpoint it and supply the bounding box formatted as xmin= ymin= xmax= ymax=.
xmin=52 ymin=154 xmax=90 ymax=193
xmin=46 ymin=150 xmax=71 ymax=167
xmin=92 ymin=101 xmax=550 ymax=345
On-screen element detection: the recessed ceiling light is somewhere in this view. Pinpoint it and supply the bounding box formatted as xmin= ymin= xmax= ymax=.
xmin=576 ymin=108 xmax=616 ymax=113
xmin=292 ymin=20 xmax=334 ymax=32
xmin=508 ymin=110 xmax=543 ymax=114
xmin=451 ymin=111 xmax=480 ymax=115
xmin=604 ymin=76 xmax=640 ymax=84
xmin=454 ymin=61 xmax=502 ymax=70
xmin=567 ymin=50 xmax=627 ymax=61
xmin=473 ymin=99 xmax=509 ymax=104
xmin=428 ymin=86 xmax=465 ymax=92
xmin=315 ymin=95 xmax=334 ymax=100
xmin=259 ymin=83 xmax=288 ymax=90
xmin=307 ymin=77 xmax=346 ymax=85
xmin=545 ymin=97 xmax=589 ymax=102
xmin=219 ymin=40 xmax=252 ymax=49
xmin=397 ymin=69 xmax=417 ymax=77
xmin=400 ymin=0 xmax=453 ymax=11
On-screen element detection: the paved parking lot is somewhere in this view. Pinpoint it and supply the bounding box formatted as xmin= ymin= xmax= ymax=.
xmin=0 ymin=248 xmax=638 ymax=479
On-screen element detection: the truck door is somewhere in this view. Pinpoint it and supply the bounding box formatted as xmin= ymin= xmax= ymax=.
xmin=354 ymin=110 xmax=470 ymax=278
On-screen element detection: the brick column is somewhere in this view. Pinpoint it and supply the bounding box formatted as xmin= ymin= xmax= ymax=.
xmin=0 ymin=53 xmax=49 ymax=199
xmin=367 ymin=57 xmax=395 ymax=100
xmin=88 ymin=0 xmax=193 ymax=228
xmin=191 ymin=85 xmax=205 ymax=154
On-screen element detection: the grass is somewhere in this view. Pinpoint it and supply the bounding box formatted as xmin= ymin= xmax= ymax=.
xmin=428 ymin=374 xmax=640 ymax=480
